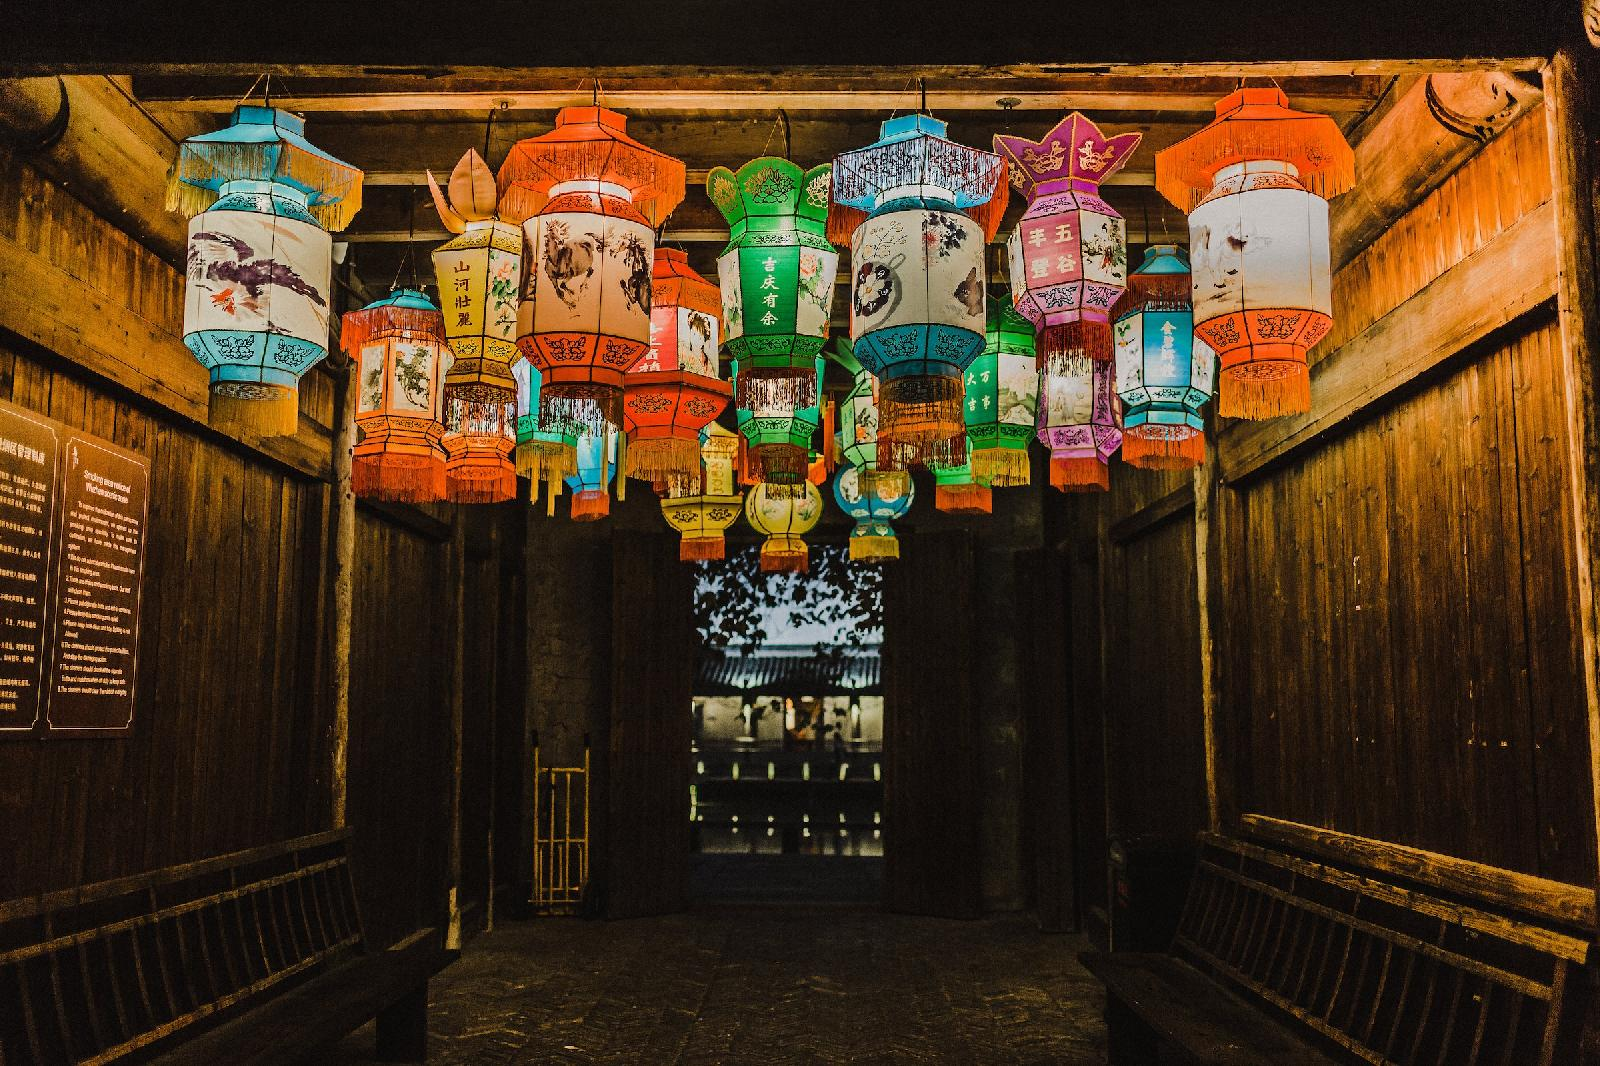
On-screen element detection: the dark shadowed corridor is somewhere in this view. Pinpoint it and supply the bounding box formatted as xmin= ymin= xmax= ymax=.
xmin=324 ymin=912 xmax=1105 ymax=1065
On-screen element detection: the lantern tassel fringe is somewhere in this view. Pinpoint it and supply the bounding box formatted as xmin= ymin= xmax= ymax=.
xmin=339 ymin=305 xmax=447 ymax=352
xmin=626 ymin=437 xmax=701 ymax=485
xmin=735 ymin=366 xmax=818 ymax=413
xmin=1050 ymin=456 xmax=1110 ymax=493
xmin=1040 ymin=321 xmax=1113 ymax=370
xmin=1219 ymin=364 xmax=1311 ymax=420
xmin=877 ymin=376 xmax=966 ymax=471
xmin=167 ymin=142 xmax=363 ymax=232
xmin=570 ymin=489 xmax=611 ymax=521
xmin=541 ymin=390 xmax=622 ymax=436
xmin=209 ymin=387 xmax=300 ymax=438
xmin=446 ymin=465 xmax=517 ymax=505
xmin=748 ymin=443 xmax=808 ymax=487
xmin=515 ymin=441 xmax=578 ymax=483
xmin=849 ymin=536 xmax=901 ymax=563
xmin=936 ymin=482 xmax=994 ymax=514
xmin=679 ymin=537 xmax=726 ymax=563
xmin=759 ymin=545 xmax=810 ymax=574
xmin=1123 ymin=429 xmax=1207 ymax=470
xmin=352 ymin=455 xmax=447 ymax=503
xmin=1156 ymin=117 xmax=1356 ymax=213
xmin=971 ymin=447 xmax=1032 ymax=487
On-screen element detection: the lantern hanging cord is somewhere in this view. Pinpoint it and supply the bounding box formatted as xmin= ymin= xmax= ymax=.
xmin=780 ymin=110 xmax=791 ymax=159
xmin=888 ymin=75 xmax=918 ymax=121
xmin=920 ymin=77 xmax=928 ymax=115
xmin=392 ymin=186 xmax=419 ymax=293
xmin=234 ymin=73 xmax=267 ymax=112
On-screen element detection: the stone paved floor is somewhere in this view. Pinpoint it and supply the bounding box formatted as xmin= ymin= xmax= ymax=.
xmin=322 ymin=908 xmax=1105 ymax=1065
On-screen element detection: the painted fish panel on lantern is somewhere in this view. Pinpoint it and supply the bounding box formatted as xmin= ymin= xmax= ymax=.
xmin=1189 ymin=186 xmax=1331 ymax=325
xmin=528 ymin=213 xmax=654 ymax=342
xmin=184 ymin=213 xmax=331 ymax=355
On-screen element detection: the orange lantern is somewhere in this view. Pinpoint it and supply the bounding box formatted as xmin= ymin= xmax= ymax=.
xmin=442 ymin=397 xmax=517 ymax=504
xmin=624 ymin=249 xmax=731 ymax=497
xmin=1155 ymin=89 xmax=1354 ymax=419
xmin=342 ymin=289 xmax=449 ymax=503
xmin=498 ymin=107 xmax=686 ymax=435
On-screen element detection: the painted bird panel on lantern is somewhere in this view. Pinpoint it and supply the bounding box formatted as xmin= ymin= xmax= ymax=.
xmin=184 ymin=217 xmax=331 ymax=365
xmin=391 ymin=345 xmax=435 ymax=412
xmin=1190 ymin=189 xmax=1331 ymax=324
xmin=359 ymin=344 xmax=386 ymax=412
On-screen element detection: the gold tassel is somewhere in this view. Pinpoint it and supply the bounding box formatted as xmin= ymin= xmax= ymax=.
xmin=735 ymin=366 xmax=818 ymax=413
xmin=759 ymin=538 xmax=810 ymax=574
xmin=209 ymin=386 xmax=300 ymax=438
xmin=515 ymin=441 xmax=577 ymax=483
xmin=877 ymin=376 xmax=965 ymax=469
xmin=849 ymin=535 xmax=900 ymax=563
xmin=1219 ymin=363 xmax=1311 ymax=420
xmin=971 ymin=447 xmax=1031 ymax=488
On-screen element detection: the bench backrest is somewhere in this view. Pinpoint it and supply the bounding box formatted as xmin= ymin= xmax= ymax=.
xmin=1174 ymin=835 xmax=1589 ymax=1066
xmin=0 ymin=829 xmax=364 ymax=1066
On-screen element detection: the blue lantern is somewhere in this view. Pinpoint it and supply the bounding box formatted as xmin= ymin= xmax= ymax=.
xmin=564 ymin=429 xmax=617 ymax=521
xmin=169 ymin=106 xmax=362 ymax=436
xmin=1113 ymin=246 xmax=1216 ymax=470
xmin=832 ymin=463 xmax=914 ymax=564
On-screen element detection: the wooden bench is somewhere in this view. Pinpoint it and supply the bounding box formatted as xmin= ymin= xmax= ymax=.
xmin=0 ymin=828 xmax=456 ymax=1065
xmin=1082 ymin=834 xmax=1591 ymax=1065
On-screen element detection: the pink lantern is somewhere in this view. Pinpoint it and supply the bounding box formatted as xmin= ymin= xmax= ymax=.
xmin=1037 ymin=354 xmax=1121 ymax=493
xmin=994 ymin=114 xmax=1141 ymax=371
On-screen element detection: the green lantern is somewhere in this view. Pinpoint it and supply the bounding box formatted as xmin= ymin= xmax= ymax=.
xmin=707 ymin=158 xmax=838 ymax=414
xmin=831 ymin=339 xmax=910 ymax=499
xmin=733 ymin=356 xmax=822 ymax=493
xmin=965 ymin=296 xmax=1040 ymax=487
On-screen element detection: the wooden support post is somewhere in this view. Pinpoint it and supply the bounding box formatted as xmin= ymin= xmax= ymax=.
xmin=1544 ymin=43 xmax=1600 ymax=908
xmin=1193 ymin=459 xmax=1223 ymax=835
xmin=445 ymin=514 xmax=466 ymax=950
xmin=329 ymin=354 xmax=355 ymax=829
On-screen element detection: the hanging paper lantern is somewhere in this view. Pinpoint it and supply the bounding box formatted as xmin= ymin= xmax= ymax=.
xmin=833 ymin=463 xmax=914 ymax=564
xmin=744 ymin=480 xmax=823 ymax=574
xmin=442 ymin=395 xmax=516 ymax=504
xmin=707 ymin=157 xmax=838 ymax=413
xmin=1038 ymin=353 xmax=1121 ymax=493
xmin=565 ymin=428 xmax=618 ymax=521
xmin=993 ymin=113 xmax=1140 ymax=371
xmin=830 ymin=115 xmax=1008 ymax=469
xmin=169 ymin=106 xmax=361 ymax=436
xmin=931 ymin=457 xmax=992 ymax=514
xmin=733 ymin=357 xmax=823 ymax=493
xmin=965 ymin=296 xmax=1039 ymax=487
xmin=831 ymin=340 xmax=910 ymax=496
xmin=511 ymin=357 xmax=578 ymax=504
xmin=428 ymin=148 xmax=521 ymax=404
xmin=1155 ymin=88 xmax=1354 ymax=419
xmin=1113 ymin=246 xmax=1217 ymax=470
xmin=498 ymin=107 xmax=686 ymax=435
xmin=624 ymin=249 xmax=731 ymax=496
xmin=341 ymin=288 xmax=449 ymax=503
xmin=662 ymin=426 xmax=745 ymax=562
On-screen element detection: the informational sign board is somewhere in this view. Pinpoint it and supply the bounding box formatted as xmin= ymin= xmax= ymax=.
xmin=0 ymin=398 xmax=149 ymax=737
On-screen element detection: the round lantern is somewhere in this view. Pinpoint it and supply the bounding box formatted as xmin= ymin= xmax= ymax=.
xmin=993 ymin=113 xmax=1141 ymax=371
xmin=833 ymin=463 xmax=914 ymax=564
xmin=830 ymin=115 xmax=1008 ymax=469
xmin=1155 ymin=88 xmax=1354 ymax=419
xmin=1113 ymin=246 xmax=1217 ymax=470
xmin=966 ymin=296 xmax=1040 ymax=487
xmin=624 ymin=249 xmax=731 ymax=496
xmin=1038 ymin=353 xmax=1121 ymax=493
xmin=511 ymin=357 xmax=578 ymax=504
xmin=661 ymin=427 xmax=745 ymax=563
xmin=341 ymin=288 xmax=449 ymax=503
xmin=498 ymin=107 xmax=686 ymax=435
xmin=733 ymin=357 xmax=823 ymax=493
xmin=428 ymin=148 xmax=521 ymax=404
xmin=744 ymin=480 xmax=824 ymax=574
xmin=706 ymin=157 xmax=838 ymax=412
xmin=565 ymin=429 xmax=618 ymax=521
xmin=169 ymin=105 xmax=361 ymax=437
xmin=931 ymin=456 xmax=992 ymax=514
xmin=442 ymin=396 xmax=516 ymax=504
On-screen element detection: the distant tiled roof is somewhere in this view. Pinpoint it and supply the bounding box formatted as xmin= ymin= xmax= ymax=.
xmin=695 ymin=644 xmax=882 ymax=696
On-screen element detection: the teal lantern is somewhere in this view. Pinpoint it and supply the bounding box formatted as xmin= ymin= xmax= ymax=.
xmin=733 ymin=357 xmax=822 ymax=493
xmin=966 ymin=296 xmax=1040 ymax=487
xmin=512 ymin=358 xmax=578 ymax=505
xmin=707 ymin=157 xmax=838 ymax=413
xmin=830 ymin=115 xmax=1007 ymax=469
xmin=1113 ymin=246 xmax=1217 ymax=470
xmin=169 ymin=105 xmax=362 ymax=436
xmin=832 ymin=463 xmax=914 ymax=564
xmin=564 ymin=429 xmax=617 ymax=522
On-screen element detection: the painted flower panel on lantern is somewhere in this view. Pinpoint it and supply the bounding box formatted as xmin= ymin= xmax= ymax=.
xmin=850 ymin=208 xmax=986 ymax=379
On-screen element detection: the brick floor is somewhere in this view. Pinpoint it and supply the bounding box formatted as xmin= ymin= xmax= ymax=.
xmin=321 ymin=909 xmax=1106 ymax=1065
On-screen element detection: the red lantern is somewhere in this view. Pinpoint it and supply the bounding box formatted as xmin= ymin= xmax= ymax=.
xmin=623 ymin=249 xmax=731 ymax=497
xmin=498 ymin=107 xmax=686 ymax=435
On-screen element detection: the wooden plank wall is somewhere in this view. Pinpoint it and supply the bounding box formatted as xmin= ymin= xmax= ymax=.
xmin=1072 ymin=108 xmax=1595 ymax=918
xmin=0 ymin=154 xmax=525 ymax=947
